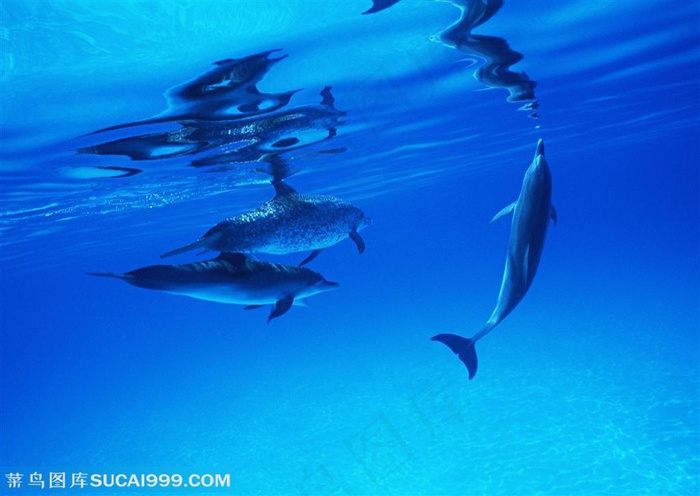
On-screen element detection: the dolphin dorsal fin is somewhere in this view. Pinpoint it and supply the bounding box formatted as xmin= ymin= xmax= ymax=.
xmin=550 ymin=206 xmax=558 ymax=225
xmin=320 ymin=86 xmax=336 ymax=109
xmin=213 ymin=58 xmax=235 ymax=66
xmin=272 ymin=180 xmax=298 ymax=198
xmin=490 ymin=202 xmax=516 ymax=224
xmin=215 ymin=252 xmax=248 ymax=265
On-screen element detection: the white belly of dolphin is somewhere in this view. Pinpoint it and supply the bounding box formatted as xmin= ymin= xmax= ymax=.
xmin=163 ymin=283 xmax=299 ymax=305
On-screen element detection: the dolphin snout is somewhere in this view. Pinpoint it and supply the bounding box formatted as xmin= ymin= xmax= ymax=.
xmin=535 ymin=138 xmax=545 ymax=157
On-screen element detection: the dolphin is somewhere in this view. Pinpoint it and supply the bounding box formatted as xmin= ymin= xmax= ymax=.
xmin=432 ymin=139 xmax=556 ymax=379
xmin=88 ymin=252 xmax=339 ymax=322
xmin=86 ymin=50 xmax=295 ymax=135
xmin=161 ymin=180 xmax=371 ymax=266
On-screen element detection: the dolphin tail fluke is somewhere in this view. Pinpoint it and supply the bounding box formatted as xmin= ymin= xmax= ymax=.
xmin=160 ymin=239 xmax=206 ymax=259
xmin=86 ymin=271 xmax=121 ymax=278
xmin=431 ymin=333 xmax=478 ymax=380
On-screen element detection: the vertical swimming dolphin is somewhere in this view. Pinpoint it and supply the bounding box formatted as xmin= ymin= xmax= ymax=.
xmin=432 ymin=139 xmax=556 ymax=379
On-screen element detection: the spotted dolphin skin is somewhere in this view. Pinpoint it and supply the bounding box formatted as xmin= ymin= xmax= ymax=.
xmin=161 ymin=180 xmax=371 ymax=266
xmin=88 ymin=253 xmax=339 ymax=322
xmin=432 ymin=139 xmax=556 ymax=379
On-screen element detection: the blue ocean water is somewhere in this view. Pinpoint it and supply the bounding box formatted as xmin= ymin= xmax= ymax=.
xmin=1 ymin=1 xmax=699 ymax=495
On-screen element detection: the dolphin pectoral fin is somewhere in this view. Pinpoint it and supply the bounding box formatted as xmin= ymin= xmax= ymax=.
xmin=299 ymin=249 xmax=323 ymax=266
xmin=490 ymin=202 xmax=516 ymax=223
xmin=267 ymin=296 xmax=294 ymax=323
xmin=244 ymin=305 xmax=265 ymax=310
xmin=550 ymin=205 xmax=558 ymax=225
xmin=431 ymin=333 xmax=478 ymax=380
xmin=349 ymin=230 xmax=366 ymax=254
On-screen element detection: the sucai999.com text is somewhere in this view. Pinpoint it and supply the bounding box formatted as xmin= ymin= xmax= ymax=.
xmin=5 ymin=472 xmax=231 ymax=490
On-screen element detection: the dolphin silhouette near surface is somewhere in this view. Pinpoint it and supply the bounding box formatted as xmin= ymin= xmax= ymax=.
xmin=432 ymin=139 xmax=556 ymax=379
xmin=88 ymin=252 xmax=339 ymax=322
xmin=161 ymin=180 xmax=371 ymax=266
xmin=362 ymin=0 xmax=402 ymax=14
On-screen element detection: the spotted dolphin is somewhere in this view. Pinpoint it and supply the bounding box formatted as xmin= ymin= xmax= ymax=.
xmin=88 ymin=252 xmax=339 ymax=322
xmin=161 ymin=180 xmax=371 ymax=265
xmin=432 ymin=139 xmax=556 ymax=379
